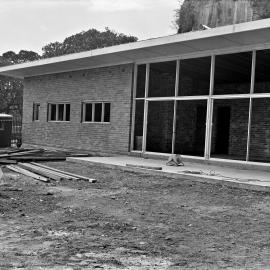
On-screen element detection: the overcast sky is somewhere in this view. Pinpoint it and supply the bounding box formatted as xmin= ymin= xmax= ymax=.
xmin=0 ymin=0 xmax=179 ymax=55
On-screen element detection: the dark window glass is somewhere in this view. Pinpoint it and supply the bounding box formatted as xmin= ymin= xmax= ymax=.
xmin=104 ymin=103 xmax=110 ymax=122
xmin=174 ymin=100 xmax=207 ymax=156
xmin=146 ymin=101 xmax=174 ymax=153
xmin=214 ymin=52 xmax=252 ymax=95
xmin=148 ymin=61 xmax=176 ymax=97
xmin=33 ymin=103 xmax=40 ymax=121
xmin=58 ymin=104 xmax=64 ymax=121
xmin=178 ymin=57 xmax=211 ymax=96
xmin=50 ymin=104 xmax=56 ymax=121
xmin=254 ymin=49 xmax=270 ymax=93
xmin=136 ymin=65 xmax=146 ymax=98
xmin=94 ymin=103 xmax=102 ymax=122
xmin=65 ymin=104 xmax=70 ymax=121
xmin=249 ymin=99 xmax=270 ymax=162
xmin=211 ymin=99 xmax=249 ymax=161
xmin=133 ymin=100 xmax=144 ymax=151
xmin=85 ymin=103 xmax=92 ymax=122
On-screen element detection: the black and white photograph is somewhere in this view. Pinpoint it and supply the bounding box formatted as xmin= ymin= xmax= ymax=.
xmin=0 ymin=0 xmax=270 ymax=269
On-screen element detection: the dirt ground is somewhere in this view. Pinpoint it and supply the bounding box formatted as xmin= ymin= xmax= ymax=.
xmin=0 ymin=161 xmax=270 ymax=269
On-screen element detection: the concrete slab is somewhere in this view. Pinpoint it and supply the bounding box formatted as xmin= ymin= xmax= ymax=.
xmin=67 ymin=155 xmax=270 ymax=192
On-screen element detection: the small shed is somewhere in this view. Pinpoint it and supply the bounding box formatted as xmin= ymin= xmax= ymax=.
xmin=0 ymin=114 xmax=13 ymax=147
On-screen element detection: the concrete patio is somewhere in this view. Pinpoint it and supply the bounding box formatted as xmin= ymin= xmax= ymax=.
xmin=68 ymin=155 xmax=270 ymax=192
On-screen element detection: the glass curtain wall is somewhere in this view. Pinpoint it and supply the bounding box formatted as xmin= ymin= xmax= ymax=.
xmin=174 ymin=56 xmax=211 ymax=157
xmin=211 ymin=52 xmax=252 ymax=160
xmin=132 ymin=48 xmax=270 ymax=164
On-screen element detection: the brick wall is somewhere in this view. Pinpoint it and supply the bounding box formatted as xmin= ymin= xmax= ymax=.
xmin=211 ymin=99 xmax=249 ymax=160
xmin=22 ymin=64 xmax=134 ymax=154
xmin=249 ymin=99 xmax=270 ymax=162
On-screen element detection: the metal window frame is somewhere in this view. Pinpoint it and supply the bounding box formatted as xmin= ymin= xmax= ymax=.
xmin=48 ymin=102 xmax=71 ymax=122
xmin=81 ymin=101 xmax=111 ymax=123
xmin=130 ymin=46 xmax=270 ymax=165
xmin=33 ymin=102 xmax=40 ymax=121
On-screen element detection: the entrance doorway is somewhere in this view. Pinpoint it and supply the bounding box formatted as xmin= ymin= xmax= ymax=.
xmin=215 ymin=106 xmax=231 ymax=155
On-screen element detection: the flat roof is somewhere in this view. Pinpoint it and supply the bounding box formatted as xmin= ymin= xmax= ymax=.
xmin=1 ymin=19 xmax=270 ymax=79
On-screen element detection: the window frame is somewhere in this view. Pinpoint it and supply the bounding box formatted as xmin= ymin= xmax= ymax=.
xmin=33 ymin=103 xmax=40 ymax=121
xmin=47 ymin=103 xmax=71 ymax=122
xmin=81 ymin=101 xmax=111 ymax=123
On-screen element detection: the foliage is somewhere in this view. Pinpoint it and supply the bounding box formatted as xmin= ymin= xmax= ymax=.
xmin=0 ymin=27 xmax=138 ymax=116
xmin=0 ymin=50 xmax=40 ymax=115
xmin=42 ymin=27 xmax=138 ymax=58
xmin=2 ymin=50 xmax=40 ymax=64
xmin=175 ymin=0 xmax=196 ymax=33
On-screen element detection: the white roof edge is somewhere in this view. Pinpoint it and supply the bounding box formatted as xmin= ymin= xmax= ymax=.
xmin=1 ymin=18 xmax=270 ymax=74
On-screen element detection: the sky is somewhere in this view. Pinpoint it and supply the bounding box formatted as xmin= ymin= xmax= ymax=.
xmin=0 ymin=0 xmax=180 ymax=55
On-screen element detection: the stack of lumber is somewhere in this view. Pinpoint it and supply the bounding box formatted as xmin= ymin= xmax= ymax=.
xmin=6 ymin=162 xmax=96 ymax=183
xmin=0 ymin=148 xmax=66 ymax=164
xmin=0 ymin=148 xmax=96 ymax=183
xmin=0 ymin=148 xmax=93 ymax=164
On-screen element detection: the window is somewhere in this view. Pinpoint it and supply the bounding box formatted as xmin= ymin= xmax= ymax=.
xmin=214 ymin=52 xmax=252 ymax=95
xmin=178 ymin=57 xmax=211 ymax=96
xmin=136 ymin=64 xmax=146 ymax=98
xmin=48 ymin=103 xmax=70 ymax=121
xmin=33 ymin=103 xmax=40 ymax=121
xmin=82 ymin=102 xmax=110 ymax=123
xmin=149 ymin=61 xmax=176 ymax=97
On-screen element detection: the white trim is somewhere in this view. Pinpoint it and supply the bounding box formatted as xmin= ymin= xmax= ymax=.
xmin=205 ymin=55 xmax=215 ymax=159
xmin=172 ymin=60 xmax=180 ymax=154
xmin=81 ymin=101 xmax=111 ymax=123
xmin=142 ymin=64 xmax=149 ymax=153
xmin=3 ymin=19 xmax=270 ymax=78
xmin=135 ymin=43 xmax=270 ymax=66
xmin=130 ymin=64 xmax=138 ymax=151
xmin=48 ymin=103 xmax=71 ymax=122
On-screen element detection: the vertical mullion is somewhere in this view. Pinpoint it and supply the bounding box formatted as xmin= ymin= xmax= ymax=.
xmin=101 ymin=102 xmax=105 ymax=122
xmin=56 ymin=104 xmax=59 ymax=121
xmin=63 ymin=104 xmax=67 ymax=121
xmin=92 ymin=103 xmax=95 ymax=122
xmin=48 ymin=103 xmax=51 ymax=121
xmin=246 ymin=50 xmax=256 ymax=161
xmin=142 ymin=63 xmax=150 ymax=153
xmin=130 ymin=64 xmax=138 ymax=151
xmin=82 ymin=103 xmax=86 ymax=122
xmin=205 ymin=55 xmax=215 ymax=159
xmin=171 ymin=60 xmax=180 ymax=154
xmin=32 ymin=103 xmax=35 ymax=121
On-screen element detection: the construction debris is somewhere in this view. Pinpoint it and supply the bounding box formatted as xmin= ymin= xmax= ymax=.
xmin=30 ymin=163 xmax=97 ymax=183
xmin=6 ymin=165 xmax=49 ymax=182
xmin=0 ymin=148 xmax=92 ymax=164
xmin=0 ymin=159 xmax=17 ymax=165
xmin=0 ymin=147 xmax=96 ymax=183
xmin=9 ymin=156 xmax=66 ymax=162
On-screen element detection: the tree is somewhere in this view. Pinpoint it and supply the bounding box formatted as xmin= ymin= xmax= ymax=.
xmin=175 ymin=0 xmax=195 ymax=33
xmin=0 ymin=50 xmax=40 ymax=116
xmin=0 ymin=27 xmax=137 ymax=119
xmin=42 ymin=27 xmax=138 ymax=58
xmin=2 ymin=50 xmax=40 ymax=64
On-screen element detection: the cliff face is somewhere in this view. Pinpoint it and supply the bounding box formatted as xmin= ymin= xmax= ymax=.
xmin=177 ymin=0 xmax=270 ymax=33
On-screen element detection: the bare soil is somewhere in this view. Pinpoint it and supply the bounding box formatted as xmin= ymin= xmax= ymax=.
xmin=0 ymin=161 xmax=270 ymax=269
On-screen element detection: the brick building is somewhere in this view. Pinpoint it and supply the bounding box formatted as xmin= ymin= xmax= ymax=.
xmin=1 ymin=19 xmax=270 ymax=165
